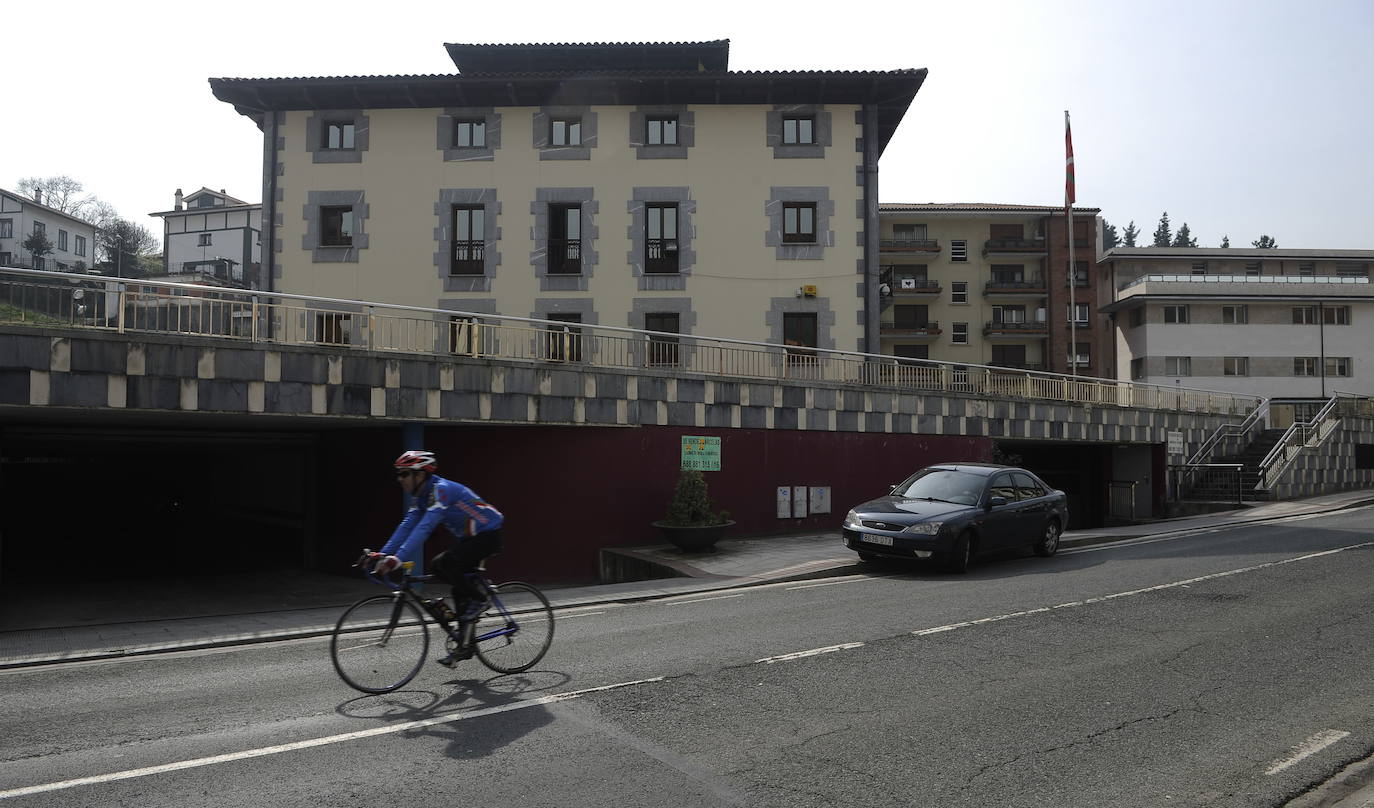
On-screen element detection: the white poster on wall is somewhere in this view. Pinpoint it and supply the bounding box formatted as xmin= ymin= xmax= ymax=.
xmin=792 ymin=486 xmax=808 ymax=518
xmin=776 ymin=486 xmax=792 ymax=519
xmin=809 ymin=486 xmax=831 ymax=514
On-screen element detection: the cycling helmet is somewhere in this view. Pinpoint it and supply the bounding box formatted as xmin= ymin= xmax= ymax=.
xmin=393 ymin=450 xmax=438 ymax=472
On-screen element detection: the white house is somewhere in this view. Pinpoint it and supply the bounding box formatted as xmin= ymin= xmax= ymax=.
xmin=149 ymin=187 xmax=261 ymax=286
xmin=0 ymin=188 xmax=99 ymax=271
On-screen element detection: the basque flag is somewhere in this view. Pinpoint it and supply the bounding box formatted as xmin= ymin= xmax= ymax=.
xmin=1065 ymin=111 xmax=1076 ymax=205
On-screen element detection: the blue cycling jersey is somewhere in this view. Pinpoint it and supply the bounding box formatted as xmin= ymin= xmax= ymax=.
xmin=379 ymin=475 xmax=504 ymax=564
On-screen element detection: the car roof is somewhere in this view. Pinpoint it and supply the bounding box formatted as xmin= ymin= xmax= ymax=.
xmin=925 ymin=463 xmax=1019 ymax=477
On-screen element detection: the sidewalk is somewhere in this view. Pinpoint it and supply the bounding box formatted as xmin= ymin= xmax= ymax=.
xmin=3 ymin=489 xmax=1371 ymax=670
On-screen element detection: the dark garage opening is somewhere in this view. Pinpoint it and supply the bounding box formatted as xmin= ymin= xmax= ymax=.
xmin=995 ymin=440 xmax=1112 ymax=529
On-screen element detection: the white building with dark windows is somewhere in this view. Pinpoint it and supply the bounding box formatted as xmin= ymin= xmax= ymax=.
xmin=0 ymin=188 xmax=98 ymax=271
xmin=149 ymin=187 xmax=261 ymax=286
xmin=1098 ymin=247 xmax=1374 ymax=405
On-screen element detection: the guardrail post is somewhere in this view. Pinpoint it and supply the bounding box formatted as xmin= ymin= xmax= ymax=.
xmin=116 ymin=284 xmax=127 ymax=334
xmin=250 ymin=296 xmax=260 ymax=343
xmin=365 ymin=305 xmax=375 ymax=349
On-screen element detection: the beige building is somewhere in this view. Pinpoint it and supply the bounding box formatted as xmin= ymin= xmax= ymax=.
xmin=877 ymin=204 xmax=1101 ymax=374
xmin=210 ymin=41 xmax=925 ymax=353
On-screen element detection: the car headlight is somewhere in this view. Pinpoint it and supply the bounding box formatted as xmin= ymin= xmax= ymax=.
xmin=843 ymin=509 xmax=860 ymax=528
xmin=902 ymin=521 xmax=943 ymax=535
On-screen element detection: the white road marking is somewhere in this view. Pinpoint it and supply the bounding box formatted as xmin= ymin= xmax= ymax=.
xmin=785 ymin=576 xmax=875 ymax=590
xmin=0 ymin=677 xmax=665 ymax=800
xmin=1063 ymin=505 xmax=1374 ymax=555
xmin=555 ymin=610 xmax=606 ymax=620
xmin=913 ymin=542 xmax=1374 ymax=638
xmin=755 ymin=642 xmax=864 ymax=664
xmin=1265 ymin=730 xmax=1351 ymax=775
xmin=663 ymin=593 xmax=746 ymax=606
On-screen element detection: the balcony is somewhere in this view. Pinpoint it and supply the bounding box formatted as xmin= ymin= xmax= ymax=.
xmin=548 ymin=238 xmax=582 ymax=274
xmin=879 ymin=238 xmax=941 ymax=254
xmin=984 ymin=320 xmax=1049 ymax=337
xmin=983 ymin=237 xmax=1047 ymax=257
xmin=984 ymin=276 xmax=1047 ymax=297
xmin=990 ymin=361 xmax=1046 ymax=372
xmin=879 ymin=319 xmax=941 ymax=338
xmin=888 ymin=278 xmax=941 ymax=296
xmin=450 ymin=240 xmax=485 ymax=276
xmin=645 ymin=238 xmax=679 ymax=274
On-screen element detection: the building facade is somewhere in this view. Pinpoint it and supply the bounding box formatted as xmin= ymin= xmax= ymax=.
xmin=876 ymin=204 xmax=1100 ymax=375
xmin=1098 ymin=247 xmax=1374 ymax=399
xmin=149 ymin=187 xmax=262 ymax=287
xmin=210 ymin=41 xmax=925 ymax=354
xmin=0 ymin=188 xmax=98 ymax=271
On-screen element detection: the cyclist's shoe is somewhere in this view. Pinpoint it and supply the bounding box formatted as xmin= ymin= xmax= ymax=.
xmin=436 ymin=646 xmax=474 ymax=668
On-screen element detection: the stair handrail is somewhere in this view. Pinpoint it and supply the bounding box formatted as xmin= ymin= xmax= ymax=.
xmin=1259 ymin=393 xmax=1344 ymax=489
xmin=1187 ymin=398 xmax=1269 ymax=466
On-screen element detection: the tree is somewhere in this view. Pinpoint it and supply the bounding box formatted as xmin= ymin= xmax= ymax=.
xmin=15 ymin=175 xmax=106 ymax=222
xmin=1172 ymin=223 xmax=1198 ymax=247
xmin=1220 ymin=235 xmax=1231 ymax=248
xmin=97 ymin=217 xmax=159 ymax=277
xmin=1122 ymin=221 xmax=1140 ymax=248
xmin=1102 ymin=220 xmax=1119 ymax=249
xmin=22 ymin=231 xmax=54 ymax=268
xmin=1252 ymin=235 xmax=1278 ymax=249
xmin=1151 ymin=212 xmax=1172 ymax=247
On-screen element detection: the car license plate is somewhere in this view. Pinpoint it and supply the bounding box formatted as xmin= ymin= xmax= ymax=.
xmin=864 ymin=533 xmax=894 ymax=546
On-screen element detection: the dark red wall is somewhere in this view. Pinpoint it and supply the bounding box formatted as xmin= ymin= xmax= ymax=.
xmin=319 ymin=425 xmax=991 ymax=586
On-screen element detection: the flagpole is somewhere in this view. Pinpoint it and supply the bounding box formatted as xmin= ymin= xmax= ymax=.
xmin=1065 ymin=110 xmax=1077 ymax=377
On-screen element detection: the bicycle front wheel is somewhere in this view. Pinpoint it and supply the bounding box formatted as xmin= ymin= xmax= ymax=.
xmin=473 ymin=582 xmax=554 ymax=675
xmin=330 ymin=594 xmax=429 ymax=694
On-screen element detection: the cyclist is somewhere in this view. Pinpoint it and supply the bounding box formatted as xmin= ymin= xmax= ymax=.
xmin=372 ymin=449 xmax=504 ymax=667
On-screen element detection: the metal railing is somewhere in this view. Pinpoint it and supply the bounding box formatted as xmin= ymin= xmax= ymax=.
xmin=0 ymin=266 xmax=1264 ymax=416
xmin=1188 ymin=399 xmax=1271 ymax=466
xmin=1259 ymin=393 xmax=1347 ymax=489
xmin=1108 ymin=480 xmax=1138 ymax=521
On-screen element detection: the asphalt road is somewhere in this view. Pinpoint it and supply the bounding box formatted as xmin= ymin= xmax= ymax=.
xmin=3 ymin=506 xmax=1373 ymax=807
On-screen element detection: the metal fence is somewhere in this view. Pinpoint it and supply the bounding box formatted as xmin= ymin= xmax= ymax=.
xmin=0 ymin=266 xmax=1263 ymax=416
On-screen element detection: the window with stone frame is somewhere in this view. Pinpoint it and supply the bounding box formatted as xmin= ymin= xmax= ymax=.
xmin=782 ymin=115 xmax=815 ymax=145
xmin=646 ymin=116 xmax=678 ymax=146
xmin=551 ymin=118 xmax=582 ymax=146
xmin=320 ymin=207 xmax=354 ymax=247
xmin=782 ymin=203 xmax=817 ymax=244
xmin=323 ymin=121 xmax=356 ymax=150
xmin=454 ymin=119 xmax=486 ymax=148
xmin=451 ymin=205 xmax=485 ymax=275
xmin=645 ymin=204 xmax=679 ymax=274
xmin=548 ymin=204 xmax=582 ymax=274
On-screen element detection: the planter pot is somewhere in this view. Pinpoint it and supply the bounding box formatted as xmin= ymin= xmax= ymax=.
xmin=651 ymin=520 xmax=736 ymax=552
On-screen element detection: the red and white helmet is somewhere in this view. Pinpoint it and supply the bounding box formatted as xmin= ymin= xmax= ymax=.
xmin=393 ymin=450 xmax=437 ymax=472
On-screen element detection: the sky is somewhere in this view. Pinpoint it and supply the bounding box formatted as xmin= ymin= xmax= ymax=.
xmin=7 ymin=0 xmax=1373 ymax=249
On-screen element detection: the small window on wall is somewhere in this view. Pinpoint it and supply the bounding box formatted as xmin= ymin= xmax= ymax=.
xmin=0 ymin=219 xmax=11 ymax=238
xmin=320 ymin=207 xmax=353 ymax=246
xmin=1067 ymin=303 xmax=1089 ymax=324
xmin=1163 ymin=305 xmax=1189 ymax=324
xmin=782 ymin=203 xmax=817 ymax=244
xmin=950 ymin=240 xmax=968 ymax=262
xmin=454 ymin=120 xmax=486 ymax=148
xmin=323 ymin=121 xmax=356 ymax=150
xmin=1294 ymin=357 xmax=1318 ymax=376
xmin=646 ymin=116 xmax=678 ymax=145
xmin=1298 ymin=262 xmax=1316 ymax=276
xmin=551 ymin=118 xmax=582 ymax=146
xmin=782 ymin=115 xmax=814 ymax=145
xmin=1224 ymin=357 xmax=1249 ymax=376
xmin=951 ymin=282 xmax=968 ymax=304
xmin=1292 ymin=306 xmax=1318 ymax=325
xmin=1191 ymin=262 xmax=1208 ymax=275
xmin=1244 ymin=261 xmax=1262 ymax=276
xmin=198 ymin=233 xmax=212 ymax=247
xmin=1325 ymin=357 xmax=1352 ymax=377
xmin=1323 ymin=306 xmax=1351 ymax=325
xmin=1068 ymin=343 xmax=1091 ymax=366
xmin=893 ymin=344 xmax=929 ymax=360
xmin=1222 ymin=305 xmax=1248 ymax=324
xmin=1165 ymin=356 xmax=1191 ymax=376
xmin=951 ymin=322 xmax=969 ymax=344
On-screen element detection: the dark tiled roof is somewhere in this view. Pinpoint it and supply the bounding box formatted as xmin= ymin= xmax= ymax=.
xmin=445 ymin=40 xmax=731 ymax=73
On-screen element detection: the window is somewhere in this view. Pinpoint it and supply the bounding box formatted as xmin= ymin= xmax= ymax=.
xmin=0 ymin=252 xmax=11 ymax=267
xmin=892 ymin=223 xmax=926 ymax=242
xmin=988 ymin=474 xmax=1018 ymax=502
xmin=1222 ymin=305 xmax=1248 ymax=324
xmin=951 ymin=322 xmax=969 ymax=344
xmin=893 ymin=344 xmax=929 ymax=359
xmin=993 ymin=305 xmax=1026 ymax=324
xmin=646 ymin=204 xmax=679 ymax=274
xmin=548 ymin=204 xmax=581 ymax=274
xmin=74 ymin=235 xmax=86 ymax=257
xmin=1067 ymin=303 xmax=1089 ymax=323
xmin=1294 ymin=357 xmax=1318 ymax=377
xmin=1068 ymin=265 xmax=1090 ymax=287
xmin=782 ymin=203 xmax=817 ymax=244
xmin=551 ymin=118 xmax=582 ymax=146
xmin=1244 ymin=261 xmax=1262 ymax=276
xmin=783 ymin=312 xmax=818 ymax=366
xmin=451 ymin=205 xmax=485 ymax=275
xmin=644 ymin=312 xmax=680 ymax=366
xmin=1068 ymin=343 xmax=1091 ymax=367
xmin=1191 ymin=261 xmax=1208 ymax=275
xmin=951 ymin=281 xmax=968 ymax=304
xmin=950 ymin=240 xmax=968 ymax=262
xmin=991 ymin=345 xmax=1027 ymax=368
xmin=646 ymin=117 xmax=678 ymax=146
xmin=1326 ymin=357 xmax=1352 ymax=377
xmin=992 ymin=265 xmax=1025 ymax=284
xmin=1129 ymin=307 xmax=1144 ymax=328
xmin=0 ymin=219 xmax=11 ymax=238
xmin=1163 ymin=305 xmax=1189 ymax=324
xmin=544 ymin=313 xmax=583 ymax=361
xmin=1224 ymin=357 xmax=1249 ymax=376
xmin=323 ymin=121 xmax=355 ymax=150
xmin=454 ymin=119 xmax=486 ymax=148
xmin=782 ymin=115 xmax=814 ymax=145
xmin=1323 ymin=305 xmax=1351 ymax=325
xmin=989 ymin=223 xmax=1023 ymax=240
xmin=1130 ymin=357 xmax=1145 ymax=379
xmin=1292 ymin=306 xmax=1318 ymax=325
xmin=1012 ymin=472 xmax=1046 ymax=500
xmin=197 ymin=233 xmax=212 ymax=247
xmin=1165 ymin=356 xmax=1191 ymax=376
xmin=1298 ymin=262 xmax=1316 ymax=276
xmin=196 ymin=195 xmax=220 ymax=208
xmin=320 ymin=206 xmax=353 ymax=247
xmin=33 ymin=222 xmax=45 ymax=236
xmin=57 ymin=230 xmax=68 ymax=251
xmin=893 ymin=304 xmax=930 ymax=328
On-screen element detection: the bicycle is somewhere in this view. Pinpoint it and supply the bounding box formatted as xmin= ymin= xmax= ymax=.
xmin=330 ymin=550 xmax=555 ymax=694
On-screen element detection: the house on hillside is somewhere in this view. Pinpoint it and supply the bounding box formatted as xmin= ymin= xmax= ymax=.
xmin=0 ymin=188 xmax=98 ymax=271
xmin=148 ymin=187 xmax=261 ymax=287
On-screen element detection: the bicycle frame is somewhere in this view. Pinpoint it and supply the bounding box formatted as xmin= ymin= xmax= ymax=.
xmin=360 ymin=562 xmax=518 ymax=647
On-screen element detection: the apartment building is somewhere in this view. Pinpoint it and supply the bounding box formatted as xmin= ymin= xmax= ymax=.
xmin=1098 ymin=248 xmax=1374 ymax=399
xmin=0 ymin=188 xmax=98 ymax=271
xmin=877 ymin=204 xmax=1100 ymax=374
xmin=149 ymin=187 xmax=261 ymax=286
xmin=209 ymin=41 xmax=926 ymax=353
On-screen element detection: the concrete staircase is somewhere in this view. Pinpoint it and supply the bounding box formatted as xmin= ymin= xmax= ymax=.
xmin=1182 ymin=428 xmax=1287 ymax=502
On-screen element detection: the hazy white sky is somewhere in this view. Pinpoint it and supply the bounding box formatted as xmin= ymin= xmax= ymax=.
xmin=8 ymin=0 xmax=1372 ymax=248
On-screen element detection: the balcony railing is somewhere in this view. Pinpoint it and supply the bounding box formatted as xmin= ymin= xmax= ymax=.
xmin=879 ymin=319 xmax=941 ymax=335
xmin=548 ymin=238 xmax=582 ymax=274
xmin=985 ymin=278 xmax=1047 ymax=293
xmin=1118 ymin=274 xmax=1371 ymax=292
xmin=889 ymin=278 xmax=941 ymax=294
xmin=990 ymin=361 xmax=1046 ymax=371
xmin=645 ymin=238 xmax=679 ymax=274
xmin=0 ymin=266 xmax=1265 ymax=417
xmin=879 ymin=238 xmax=941 ymax=252
xmin=985 ymin=320 xmax=1049 ymax=335
xmin=984 ymin=237 xmax=1047 ymax=254
xmin=451 ymin=240 xmax=485 ymax=275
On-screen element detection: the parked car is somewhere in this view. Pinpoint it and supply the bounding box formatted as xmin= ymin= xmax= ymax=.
xmin=841 ymin=463 xmax=1068 ymax=573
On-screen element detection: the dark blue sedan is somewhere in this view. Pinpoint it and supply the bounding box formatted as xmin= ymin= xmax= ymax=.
xmin=841 ymin=463 xmax=1069 ymax=573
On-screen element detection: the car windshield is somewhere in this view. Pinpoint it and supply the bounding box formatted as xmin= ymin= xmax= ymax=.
xmin=893 ymin=469 xmax=984 ymax=506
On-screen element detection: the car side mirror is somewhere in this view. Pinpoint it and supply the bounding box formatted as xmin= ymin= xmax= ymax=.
xmin=988 ymin=496 xmax=1009 ymax=508
xmin=889 ymin=484 xmax=900 ymax=493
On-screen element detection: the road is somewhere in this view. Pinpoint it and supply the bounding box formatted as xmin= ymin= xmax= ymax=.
xmin=3 ymin=507 xmax=1373 ymax=807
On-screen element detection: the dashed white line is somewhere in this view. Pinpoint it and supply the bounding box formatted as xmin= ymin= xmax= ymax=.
xmin=1266 ymin=730 xmax=1351 ymax=775
xmin=663 ymin=593 xmax=746 ymax=606
xmin=755 ymin=642 xmax=864 ymax=664
xmin=0 ymin=677 xmax=665 ymax=800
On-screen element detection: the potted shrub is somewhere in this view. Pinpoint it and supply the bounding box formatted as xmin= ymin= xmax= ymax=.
xmin=652 ymin=469 xmax=734 ymax=552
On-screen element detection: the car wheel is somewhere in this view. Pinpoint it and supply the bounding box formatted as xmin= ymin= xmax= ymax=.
xmin=945 ymin=531 xmax=973 ymax=574
xmin=1033 ymin=520 xmax=1061 ymax=557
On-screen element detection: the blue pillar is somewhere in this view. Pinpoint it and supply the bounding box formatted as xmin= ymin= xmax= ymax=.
xmin=400 ymin=423 xmax=425 ymax=577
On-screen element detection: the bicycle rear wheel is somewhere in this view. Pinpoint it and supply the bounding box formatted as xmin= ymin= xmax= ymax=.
xmin=330 ymin=594 xmax=429 ymax=694
xmin=473 ymin=582 xmax=554 ymax=675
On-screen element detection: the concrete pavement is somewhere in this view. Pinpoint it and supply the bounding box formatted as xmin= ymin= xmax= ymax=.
xmin=2 ymin=489 xmax=1371 ymax=670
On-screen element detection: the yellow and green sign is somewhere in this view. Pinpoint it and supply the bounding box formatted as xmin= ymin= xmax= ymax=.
xmin=681 ymin=435 xmax=722 ymax=471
